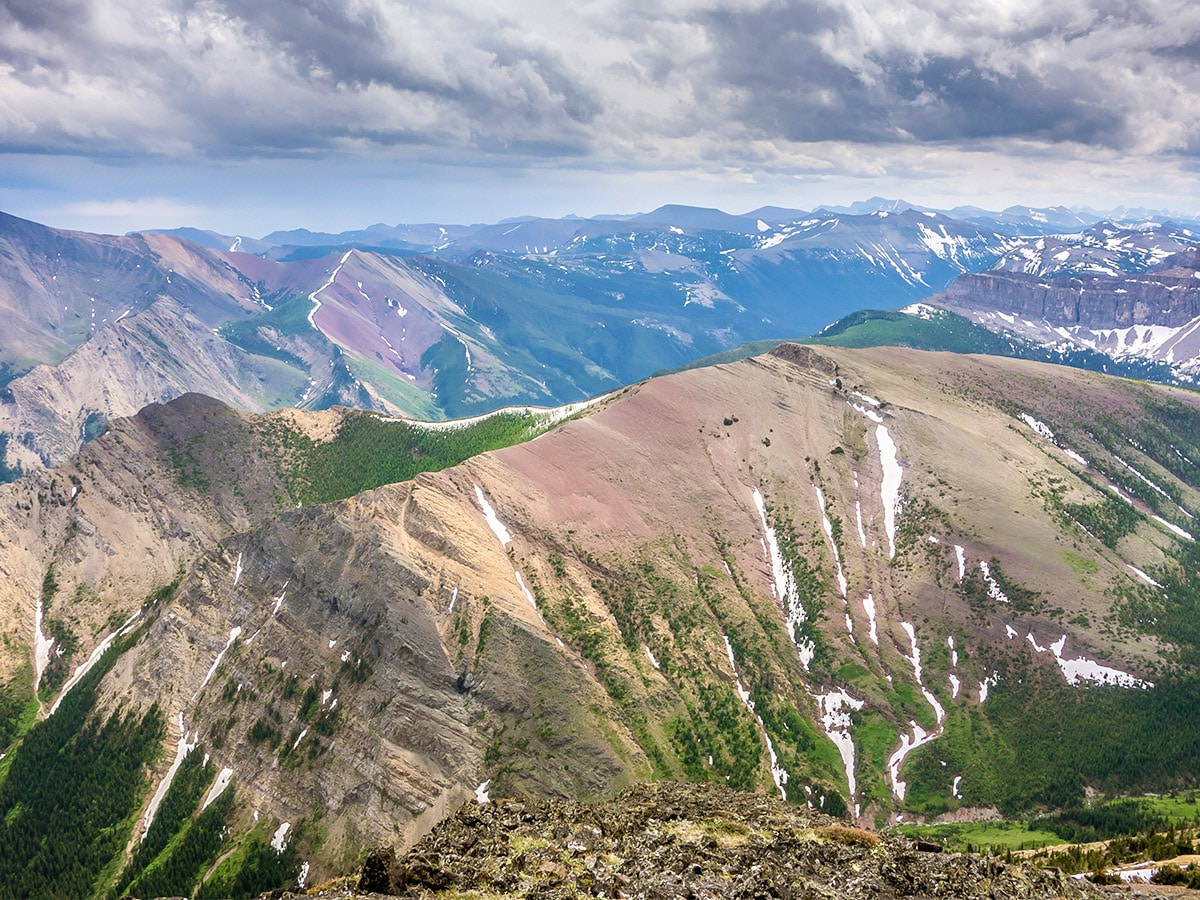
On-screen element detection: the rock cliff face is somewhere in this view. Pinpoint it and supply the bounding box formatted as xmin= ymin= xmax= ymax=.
xmin=940 ymin=264 xmax=1200 ymax=330
xmin=0 ymin=393 xmax=329 ymax=697
xmin=4 ymin=345 xmax=1200 ymax=891
xmin=0 ymin=300 xmax=311 ymax=473
xmin=935 ymin=241 xmax=1200 ymax=378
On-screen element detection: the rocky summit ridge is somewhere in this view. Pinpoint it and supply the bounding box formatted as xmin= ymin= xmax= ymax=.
xmin=343 ymin=781 xmax=1120 ymax=899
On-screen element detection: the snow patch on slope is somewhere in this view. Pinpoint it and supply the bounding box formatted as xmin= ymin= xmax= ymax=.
xmin=33 ymin=593 xmax=54 ymax=688
xmin=307 ymin=249 xmax=353 ymax=329
xmin=1126 ymin=565 xmax=1162 ymax=588
xmin=879 ymin=423 xmax=904 ymax=559
xmin=816 ymin=689 xmax=865 ymax=817
xmin=753 ymin=488 xmax=815 ymax=669
xmin=862 ymin=594 xmax=878 ymax=645
xmin=979 ymin=672 xmax=999 ymax=703
xmin=1152 ymin=514 xmax=1193 ymax=541
xmin=901 ymin=621 xmax=945 ymax=724
xmin=1022 ymin=631 xmax=1154 ymax=688
xmin=888 ymin=622 xmax=948 ymax=801
xmin=198 ymin=627 xmax=243 ymax=694
xmin=855 ymin=404 xmax=904 ymax=559
xmin=978 ymin=561 xmax=1010 ymax=603
xmin=1114 ymin=455 xmax=1194 ymax=520
xmin=1019 ymin=413 xmax=1055 ymax=441
xmin=814 ymin=486 xmax=848 ymax=598
xmin=475 ymin=780 xmax=491 ymax=804
xmin=48 ymin=609 xmax=142 ymax=715
xmin=202 ymin=767 xmax=235 ymax=810
xmin=888 ymin=722 xmax=937 ymax=803
xmin=271 ymin=822 xmax=292 ymax=852
xmin=1017 ymin=412 xmax=1090 ymax=466
xmin=514 ymin=571 xmax=539 ymax=613
xmin=475 ymin=485 xmax=512 ymax=546
xmin=140 ymin=712 xmax=198 ymax=841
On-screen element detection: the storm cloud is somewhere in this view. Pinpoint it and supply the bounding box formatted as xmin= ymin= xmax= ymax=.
xmin=3 ymin=0 xmax=1200 ymax=230
xmin=0 ymin=0 xmax=605 ymax=157
xmin=3 ymin=0 xmax=1200 ymax=161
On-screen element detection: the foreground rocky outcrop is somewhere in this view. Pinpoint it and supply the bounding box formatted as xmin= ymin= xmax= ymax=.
xmin=350 ymin=782 xmax=1096 ymax=899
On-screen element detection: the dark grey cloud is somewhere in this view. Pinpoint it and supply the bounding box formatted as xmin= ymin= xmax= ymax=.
xmin=202 ymin=0 xmax=599 ymax=133
xmin=889 ymin=56 xmax=1127 ymax=146
xmin=204 ymin=0 xmax=447 ymax=95
xmin=185 ymin=0 xmax=602 ymax=153
xmin=696 ymin=2 xmax=891 ymax=143
xmin=693 ymin=0 xmax=1161 ymax=150
xmin=1 ymin=0 xmax=1199 ymax=175
xmin=0 ymin=0 xmax=91 ymax=32
xmin=0 ymin=0 xmax=95 ymax=73
xmin=0 ymin=0 xmax=604 ymax=158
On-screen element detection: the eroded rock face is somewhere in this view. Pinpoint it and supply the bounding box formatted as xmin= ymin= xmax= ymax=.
xmin=939 ymin=269 xmax=1200 ymax=330
xmin=355 ymin=782 xmax=1095 ymax=900
xmin=8 ymin=345 xmax=1200 ymax=889
xmin=928 ymin=244 xmax=1200 ymax=378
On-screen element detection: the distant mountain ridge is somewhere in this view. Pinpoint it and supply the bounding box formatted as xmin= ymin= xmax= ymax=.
xmin=928 ymin=227 xmax=1200 ymax=381
xmin=7 ymin=199 xmax=1200 ymax=478
xmin=145 ymin=198 xmax=1200 ymax=256
xmin=0 ymin=204 xmax=1033 ymax=475
xmin=789 ymin=218 xmax=1200 ymax=386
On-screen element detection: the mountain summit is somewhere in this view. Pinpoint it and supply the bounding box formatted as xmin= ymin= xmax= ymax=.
xmin=356 ymin=781 xmax=1094 ymax=899
xmin=2 ymin=343 xmax=1198 ymax=893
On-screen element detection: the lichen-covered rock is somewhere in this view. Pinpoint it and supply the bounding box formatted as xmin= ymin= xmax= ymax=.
xmin=351 ymin=782 xmax=1117 ymax=899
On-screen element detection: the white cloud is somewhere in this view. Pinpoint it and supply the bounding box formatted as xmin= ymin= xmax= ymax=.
xmin=2 ymin=0 xmax=1197 ymax=160
xmin=45 ymin=197 xmax=208 ymax=233
xmin=4 ymin=0 xmax=1200 ymax=229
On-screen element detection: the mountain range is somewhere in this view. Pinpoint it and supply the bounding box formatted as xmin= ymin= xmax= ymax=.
xmin=2 ymin=341 xmax=1199 ymax=895
xmin=932 ymin=231 xmax=1200 ymax=382
xmin=6 ymin=200 xmax=1200 ymax=479
xmin=4 ymin=197 xmax=1200 ymax=896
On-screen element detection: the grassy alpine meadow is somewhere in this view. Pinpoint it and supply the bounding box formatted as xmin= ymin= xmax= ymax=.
xmin=275 ymin=404 xmax=589 ymax=506
xmin=893 ymin=820 xmax=1064 ymax=853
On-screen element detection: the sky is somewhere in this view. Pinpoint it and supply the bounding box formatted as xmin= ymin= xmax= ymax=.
xmin=3 ymin=0 xmax=1200 ymax=236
